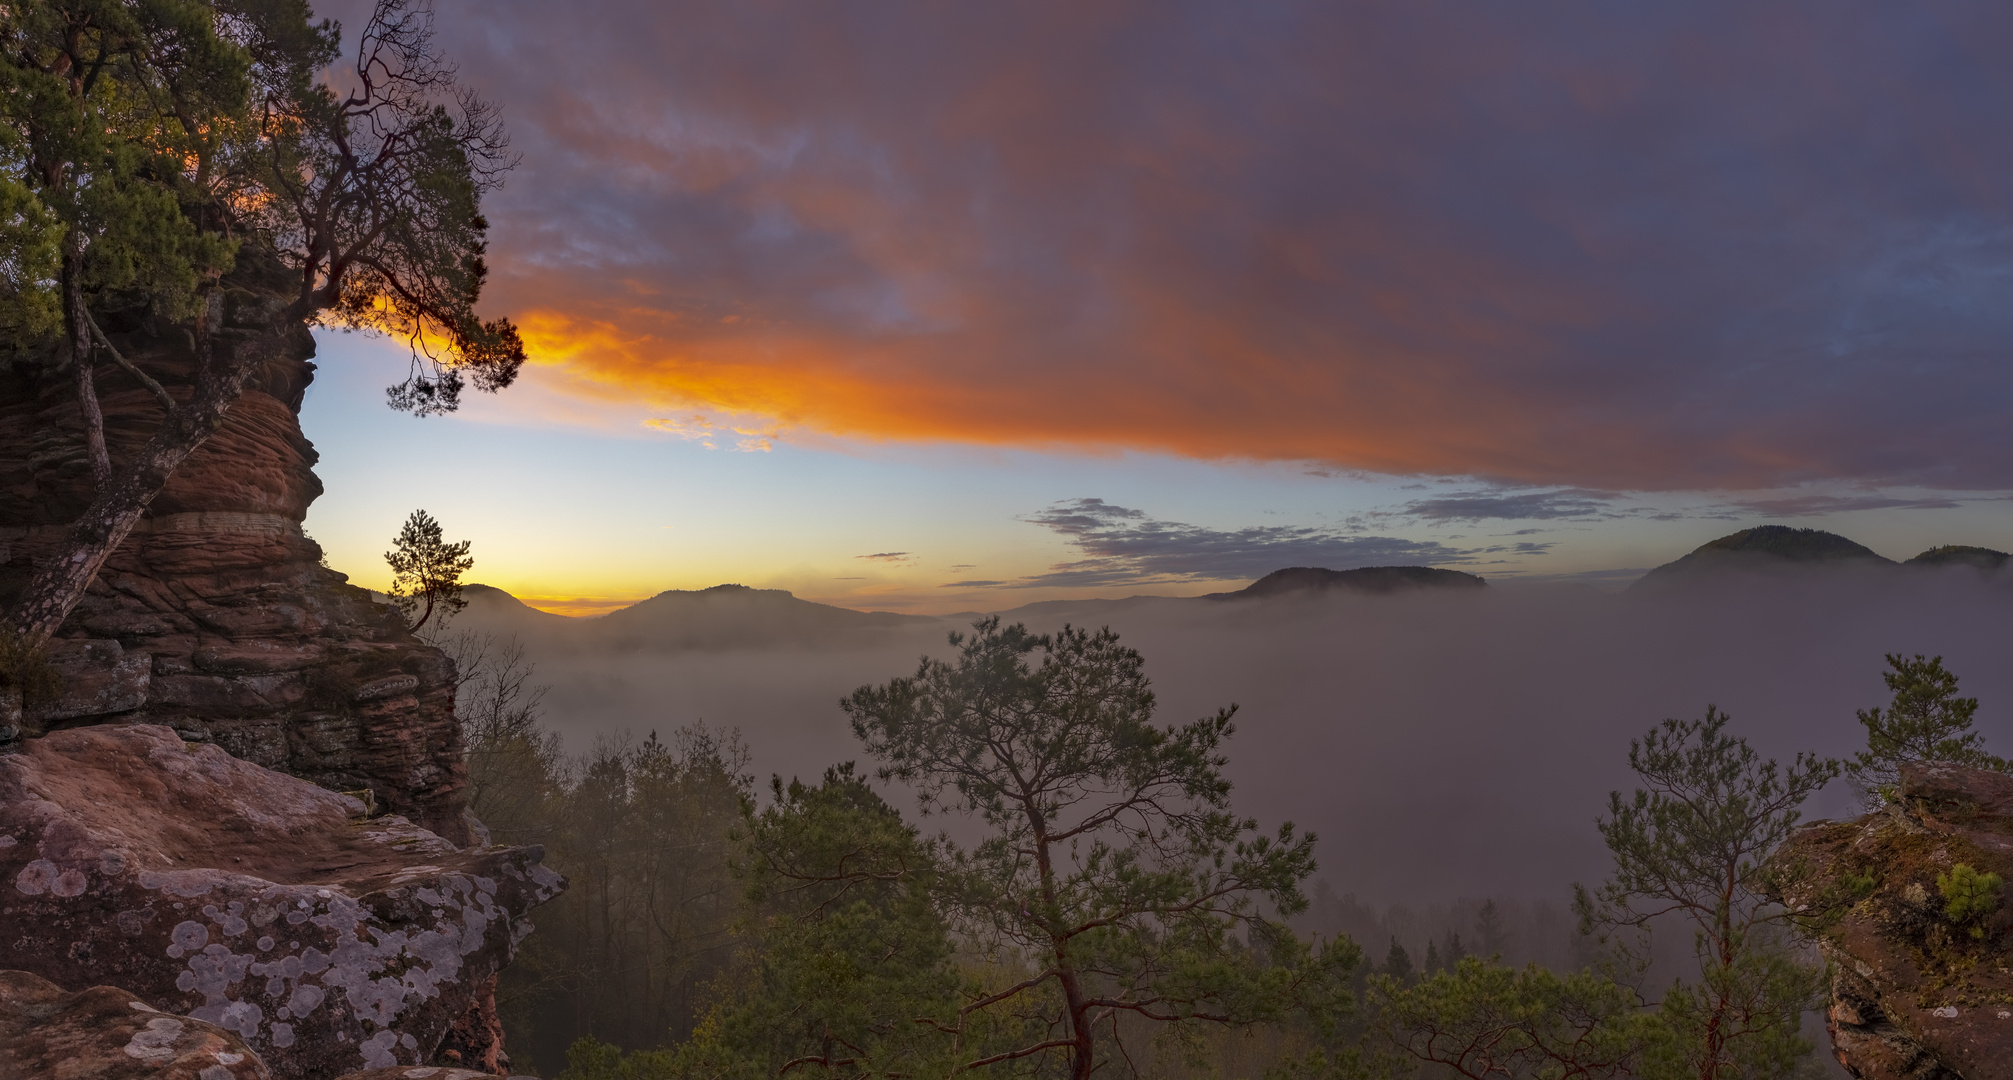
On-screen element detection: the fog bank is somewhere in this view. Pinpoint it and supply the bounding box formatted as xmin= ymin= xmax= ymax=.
xmin=455 ymin=566 xmax=2013 ymax=906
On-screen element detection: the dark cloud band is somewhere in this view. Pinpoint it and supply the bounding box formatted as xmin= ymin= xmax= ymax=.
xmin=428 ymin=0 xmax=2013 ymax=490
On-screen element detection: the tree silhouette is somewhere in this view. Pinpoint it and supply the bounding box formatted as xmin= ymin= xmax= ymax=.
xmin=385 ymin=509 xmax=472 ymax=632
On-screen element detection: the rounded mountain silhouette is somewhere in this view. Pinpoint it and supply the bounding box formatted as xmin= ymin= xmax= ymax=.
xmin=1209 ymin=565 xmax=1486 ymax=599
xmin=1630 ymin=525 xmax=1910 ymax=590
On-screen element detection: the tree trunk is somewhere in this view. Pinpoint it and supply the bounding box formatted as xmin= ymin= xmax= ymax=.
xmin=2 ymin=329 xmax=282 ymax=649
xmin=64 ymin=240 xmax=109 ymax=486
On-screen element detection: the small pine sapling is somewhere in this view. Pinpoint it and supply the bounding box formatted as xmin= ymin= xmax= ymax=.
xmin=384 ymin=510 xmax=474 ymax=632
xmin=1938 ymin=863 xmax=2004 ymax=940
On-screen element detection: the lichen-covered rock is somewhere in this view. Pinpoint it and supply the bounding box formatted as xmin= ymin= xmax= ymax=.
xmin=0 ymin=725 xmax=565 ymax=1080
xmin=0 ymin=968 xmax=272 ymax=1080
xmin=1768 ymin=762 xmax=2013 ymax=1080
xmin=0 ymin=301 xmax=471 ymax=840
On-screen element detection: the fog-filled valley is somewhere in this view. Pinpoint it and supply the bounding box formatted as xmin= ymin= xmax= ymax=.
xmin=453 ymin=560 xmax=2013 ymax=907
xmin=427 ymin=535 xmax=2013 ymax=1076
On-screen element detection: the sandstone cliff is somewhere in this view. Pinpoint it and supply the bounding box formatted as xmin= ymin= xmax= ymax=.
xmin=1771 ymin=762 xmax=2013 ymax=1080
xmin=0 ymin=293 xmax=470 ymax=840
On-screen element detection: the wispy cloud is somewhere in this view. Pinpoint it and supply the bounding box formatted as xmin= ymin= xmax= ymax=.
xmin=1401 ymin=489 xmax=1618 ymax=522
xmin=1012 ymin=499 xmax=1469 ymax=588
xmin=1723 ymin=493 xmax=1966 ymax=517
xmin=644 ymin=412 xmax=779 ymax=452
xmin=856 ymin=551 xmax=913 ymax=562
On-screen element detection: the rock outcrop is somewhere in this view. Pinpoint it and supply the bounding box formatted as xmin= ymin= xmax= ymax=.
xmin=0 ymin=292 xmax=470 ymax=840
xmin=0 ymin=725 xmax=563 ymax=1079
xmin=0 ymin=968 xmax=272 ymax=1080
xmin=1769 ymin=762 xmax=2013 ymax=1080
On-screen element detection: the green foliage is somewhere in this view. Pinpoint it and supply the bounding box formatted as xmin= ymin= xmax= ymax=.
xmin=666 ymin=765 xmax=980 ymax=1079
xmin=1847 ymin=654 xmax=2004 ymax=803
xmin=1575 ymin=706 xmax=1837 ymax=1080
xmin=385 ymin=509 xmax=473 ymax=632
xmin=1382 ymin=939 xmax=1414 ymax=985
xmin=0 ymin=0 xmax=270 ymax=366
xmin=493 ymin=724 xmax=753 ymax=1073
xmin=0 ymin=178 xmax=61 ymax=355
xmin=844 ymin=617 xmax=1354 ymax=1075
xmin=0 ymin=0 xmax=518 ymax=387
xmin=558 ymin=1036 xmax=678 ymax=1080
xmin=1937 ymin=863 xmax=2003 ymax=940
xmin=1369 ymin=957 xmax=1660 ymax=1080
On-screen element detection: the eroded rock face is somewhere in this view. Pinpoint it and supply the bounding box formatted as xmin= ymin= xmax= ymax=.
xmin=0 ymin=968 xmax=272 ymax=1080
xmin=0 ymin=300 xmax=469 ymax=839
xmin=0 ymin=725 xmax=564 ymax=1080
xmin=1770 ymin=762 xmax=2013 ymax=1080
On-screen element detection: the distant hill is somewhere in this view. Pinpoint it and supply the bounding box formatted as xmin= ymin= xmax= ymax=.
xmin=1907 ymin=545 xmax=2010 ymax=571
xmin=459 ymin=583 xmax=571 ymax=624
xmin=589 ymin=584 xmax=932 ymax=649
xmin=452 ymin=582 xmax=940 ymax=651
xmin=1208 ymin=565 xmax=1487 ymax=600
xmin=1630 ymin=525 xmax=1895 ymax=590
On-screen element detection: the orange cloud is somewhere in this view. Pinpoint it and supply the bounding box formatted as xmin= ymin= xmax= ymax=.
xmin=444 ymin=0 xmax=2013 ymax=492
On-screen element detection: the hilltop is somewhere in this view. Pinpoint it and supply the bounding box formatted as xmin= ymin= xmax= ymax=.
xmin=1208 ymin=565 xmax=1486 ymax=599
xmin=1630 ymin=525 xmax=2008 ymax=590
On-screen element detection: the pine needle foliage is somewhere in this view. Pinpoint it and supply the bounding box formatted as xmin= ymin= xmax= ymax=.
xmin=1847 ymin=654 xmax=2004 ymax=804
xmin=384 ymin=509 xmax=472 ymax=632
xmin=1575 ymin=707 xmax=1838 ymax=1080
xmin=844 ymin=617 xmax=1354 ymax=1079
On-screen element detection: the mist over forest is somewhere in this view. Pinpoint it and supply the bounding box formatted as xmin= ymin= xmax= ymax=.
xmin=455 ymin=560 xmax=2013 ymax=906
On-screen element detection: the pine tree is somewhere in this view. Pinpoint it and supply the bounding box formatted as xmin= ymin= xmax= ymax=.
xmin=1442 ymin=931 xmax=1467 ymax=967
xmin=384 ymin=510 xmax=475 ymax=632
xmin=1424 ymin=939 xmax=1443 ymax=975
xmin=1575 ymin=706 xmax=1837 ymax=1080
xmin=844 ymin=618 xmax=1353 ymax=1079
xmin=1475 ymin=900 xmax=1510 ymax=959
xmin=1847 ymin=654 xmax=2004 ymax=803
xmin=1384 ymin=938 xmax=1415 ymax=985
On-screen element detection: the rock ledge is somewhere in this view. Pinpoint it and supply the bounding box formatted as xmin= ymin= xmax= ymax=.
xmin=0 ymin=724 xmax=563 ymax=1079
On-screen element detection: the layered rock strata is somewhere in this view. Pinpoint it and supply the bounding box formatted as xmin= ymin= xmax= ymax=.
xmin=1770 ymin=762 xmax=2013 ymax=1080
xmin=0 ymin=725 xmax=563 ymax=1079
xmin=0 ymin=968 xmax=272 ymax=1080
xmin=0 ymin=292 xmax=469 ymax=839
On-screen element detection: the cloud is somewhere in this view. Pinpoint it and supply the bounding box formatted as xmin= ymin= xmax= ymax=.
xmin=1015 ymin=499 xmax=1468 ymax=587
xmin=856 ymin=551 xmax=913 ymax=561
xmin=429 ymin=0 xmax=2013 ymax=490
xmin=1723 ymin=493 xmax=1966 ymax=517
xmin=643 ymin=412 xmax=778 ymax=452
xmin=1402 ymin=489 xmax=1617 ymax=522
xmin=941 ymin=579 xmax=1007 ymax=588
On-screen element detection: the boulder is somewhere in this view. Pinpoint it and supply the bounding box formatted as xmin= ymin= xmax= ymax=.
xmin=1768 ymin=762 xmax=2013 ymax=1080
xmin=0 ymin=289 xmax=471 ymax=841
xmin=0 ymin=725 xmax=564 ymax=1079
xmin=0 ymin=968 xmax=272 ymax=1080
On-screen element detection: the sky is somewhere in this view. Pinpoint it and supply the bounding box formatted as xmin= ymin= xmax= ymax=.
xmin=300 ymin=0 xmax=2013 ymax=615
